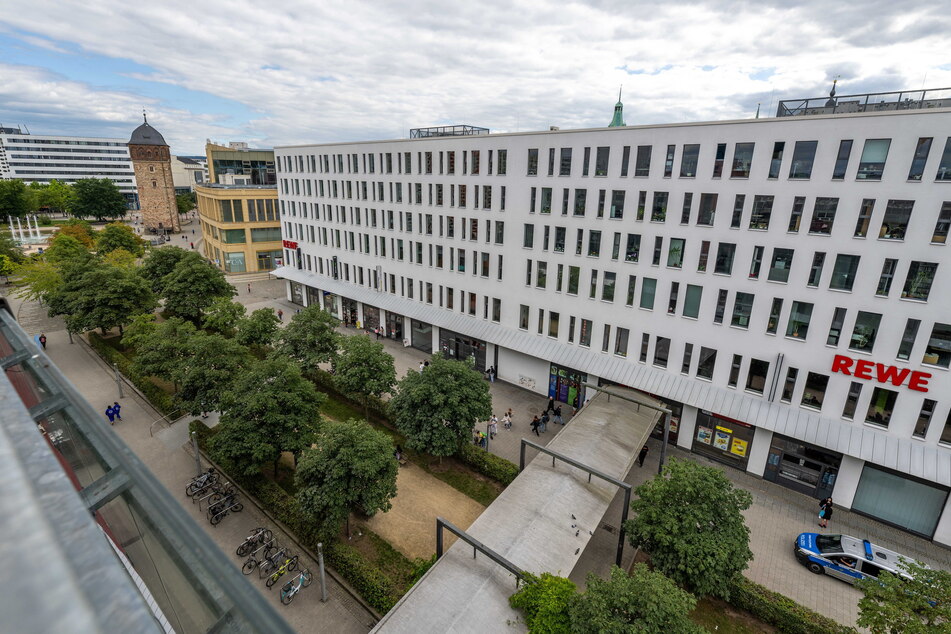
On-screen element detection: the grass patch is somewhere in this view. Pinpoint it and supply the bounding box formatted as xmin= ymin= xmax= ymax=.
xmin=691 ymin=596 xmax=775 ymax=633
xmin=416 ymin=460 xmax=501 ymax=506
xmin=321 ymin=396 xmax=365 ymax=422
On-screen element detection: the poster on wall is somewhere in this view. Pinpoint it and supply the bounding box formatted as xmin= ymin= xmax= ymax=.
xmin=696 ymin=427 xmax=713 ymax=445
xmin=730 ymin=438 xmax=749 ymax=457
xmin=713 ymin=430 xmax=730 ymax=451
xmin=670 ymin=417 xmax=680 ymax=433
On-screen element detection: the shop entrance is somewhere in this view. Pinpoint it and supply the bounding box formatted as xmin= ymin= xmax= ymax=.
xmin=691 ymin=410 xmax=754 ymax=470
xmin=362 ymin=305 xmax=380 ymax=331
xmin=439 ymin=329 xmax=486 ymax=371
xmin=289 ymin=281 xmax=304 ymax=306
xmin=764 ymin=435 xmax=841 ymax=499
xmin=323 ymin=292 xmax=339 ymax=318
xmin=549 ymin=364 xmax=586 ymax=408
xmin=386 ymin=313 xmax=404 ymax=342
xmin=410 ymin=320 xmax=432 ymax=353
xmin=341 ymin=298 xmax=358 ymax=326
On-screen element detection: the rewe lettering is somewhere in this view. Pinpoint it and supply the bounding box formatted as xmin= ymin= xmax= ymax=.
xmin=830 ymin=354 xmax=931 ymax=392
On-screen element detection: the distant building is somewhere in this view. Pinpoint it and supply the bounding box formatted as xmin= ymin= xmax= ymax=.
xmin=128 ymin=115 xmax=179 ymax=232
xmin=170 ymin=155 xmax=205 ymax=194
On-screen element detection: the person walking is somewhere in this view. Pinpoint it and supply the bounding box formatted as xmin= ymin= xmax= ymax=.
xmin=112 ymin=402 xmax=123 ymax=422
xmin=553 ymin=405 xmax=563 ymax=425
xmin=105 ymin=405 xmax=116 ymax=425
xmin=819 ymin=497 xmax=834 ymax=528
xmin=546 ymin=396 xmax=555 ymax=412
xmin=530 ymin=415 xmax=541 ymax=436
xmin=488 ymin=415 xmax=498 ymax=439
xmin=502 ymin=412 xmax=512 ymax=429
xmin=247 ymin=283 xmax=251 ymax=294
xmin=488 ymin=366 xmax=496 ymax=383
xmin=374 ymin=327 xmax=380 ymax=340
xmin=419 ymin=361 xmax=425 ymax=373
xmin=638 ymin=445 xmax=650 ymax=467
xmin=39 ymin=333 xmax=47 ymax=350
xmin=539 ymin=410 xmax=549 ymax=433
xmin=277 ymin=309 xmax=284 ymax=320
xmin=190 ymin=242 xmax=194 ymax=249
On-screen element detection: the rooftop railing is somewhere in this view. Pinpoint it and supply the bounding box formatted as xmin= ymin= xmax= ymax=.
xmin=776 ymin=87 xmax=951 ymax=117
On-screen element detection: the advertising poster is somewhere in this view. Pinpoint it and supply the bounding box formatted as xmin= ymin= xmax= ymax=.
xmin=696 ymin=426 xmax=713 ymax=445
xmin=730 ymin=438 xmax=749 ymax=457
xmin=713 ymin=430 xmax=730 ymax=451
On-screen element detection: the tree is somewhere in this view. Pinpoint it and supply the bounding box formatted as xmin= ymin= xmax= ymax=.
xmin=52 ymin=263 xmax=157 ymax=335
xmin=56 ymin=219 xmax=96 ymax=248
xmin=624 ymin=458 xmax=753 ymax=599
xmin=96 ymin=222 xmax=145 ymax=257
xmin=0 ymin=233 xmax=24 ymax=264
xmin=139 ymin=246 xmax=193 ymax=292
xmin=31 ymin=180 xmax=74 ymax=214
xmin=274 ymin=305 xmax=342 ymax=374
xmin=173 ymin=333 xmax=252 ymax=415
xmin=389 ymin=354 xmax=491 ymax=461
xmin=0 ymin=179 xmax=32 ymax=217
xmin=210 ymin=358 xmax=325 ymax=475
xmin=103 ymin=248 xmax=137 ymax=269
xmin=125 ymin=317 xmax=197 ymax=385
xmin=857 ymin=558 xmax=951 ymax=633
xmin=508 ymin=573 xmax=578 ymax=634
xmin=176 ymin=192 xmax=196 ymax=215
xmin=332 ymin=335 xmax=396 ymax=419
xmin=296 ymin=419 xmax=397 ymax=538
xmin=235 ymin=307 xmax=281 ymax=349
xmin=161 ymin=256 xmax=235 ymax=322
xmin=0 ymin=254 xmax=14 ymax=283
xmin=69 ymin=178 xmax=127 ymax=221
xmin=44 ymin=233 xmax=92 ymax=265
xmin=12 ymin=258 xmax=64 ymax=304
xmin=202 ymin=297 xmax=246 ymax=337
xmin=569 ymin=565 xmax=701 ymax=634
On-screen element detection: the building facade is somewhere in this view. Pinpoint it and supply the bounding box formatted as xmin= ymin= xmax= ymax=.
xmin=170 ymin=155 xmax=205 ymax=194
xmin=0 ymin=125 xmax=136 ymax=205
xmin=128 ymin=117 xmax=179 ymax=232
xmin=272 ymin=100 xmax=951 ymax=544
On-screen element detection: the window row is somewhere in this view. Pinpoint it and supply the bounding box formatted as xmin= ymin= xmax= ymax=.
xmin=281 ymin=178 xmax=508 ymax=212
xmin=278 ymin=149 xmax=509 ymax=177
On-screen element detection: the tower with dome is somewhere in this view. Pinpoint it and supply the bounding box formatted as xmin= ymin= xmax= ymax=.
xmin=128 ymin=113 xmax=179 ymax=233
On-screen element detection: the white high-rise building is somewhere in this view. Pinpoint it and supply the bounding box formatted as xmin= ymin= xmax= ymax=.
xmin=273 ymin=89 xmax=951 ymax=544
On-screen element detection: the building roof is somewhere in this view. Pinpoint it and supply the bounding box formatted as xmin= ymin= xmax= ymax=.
xmin=174 ymin=156 xmax=201 ymax=166
xmin=129 ymin=114 xmax=168 ymax=146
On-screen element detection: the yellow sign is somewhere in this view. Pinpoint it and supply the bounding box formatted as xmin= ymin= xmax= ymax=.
xmin=716 ymin=425 xmax=733 ymax=434
xmin=730 ymin=438 xmax=748 ymax=457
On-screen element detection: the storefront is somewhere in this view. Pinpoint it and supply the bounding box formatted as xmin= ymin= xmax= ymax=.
xmin=323 ymin=292 xmax=340 ymax=318
xmin=650 ymin=398 xmax=682 ymax=445
xmin=764 ymin=435 xmax=841 ymax=499
xmin=691 ymin=410 xmax=754 ymax=471
xmin=549 ymin=364 xmax=587 ymax=408
xmin=306 ymin=285 xmax=321 ymax=308
xmin=341 ymin=298 xmax=359 ymax=326
xmin=410 ymin=319 xmax=433 ymax=353
xmin=386 ymin=312 xmax=404 ymax=342
xmin=851 ymin=464 xmax=949 ymax=538
xmin=289 ymin=281 xmax=304 ymax=306
xmin=439 ymin=329 xmax=487 ymax=371
xmin=362 ymin=305 xmax=381 ymax=331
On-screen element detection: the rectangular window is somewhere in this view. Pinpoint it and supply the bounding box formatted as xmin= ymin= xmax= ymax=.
xmin=786 ymin=301 xmax=813 ymax=340
xmin=620 ymin=146 xmax=631 ymax=177
xmin=876 ymin=258 xmax=898 ymax=296
xmin=559 ymin=148 xmax=572 ymax=176
xmin=827 ymin=307 xmax=847 ymax=346
xmin=801 ymin=372 xmax=829 ymax=410
xmin=908 ymin=137 xmax=933 ymax=181
xmin=781 ymin=368 xmax=798 ymax=402
xmin=651 ymin=192 xmax=668 ymax=222
xmin=767 ymin=297 xmax=783 ymax=334
xmin=914 ymin=399 xmax=937 ymax=438
xmin=625 ymin=275 xmax=637 ymax=306
xmin=540 ymin=187 xmax=552 ymax=214
xmin=807 ymin=252 xmax=825 ymax=287
xmin=547 ymin=148 xmax=555 ymax=176
xmin=854 ymin=198 xmax=874 ymax=237
xmin=498 ymin=149 xmax=507 ymax=175
xmin=537 ymin=308 xmax=544 ymax=333
xmin=809 ymin=197 xmax=838 ymax=235
xmin=698 ymin=240 xmax=710 ymax=272
xmin=568 ymin=316 xmax=575 ymax=343
xmin=595 ymin=147 xmax=610 ymax=176
xmin=682 ymin=343 xmax=694 ymax=374
xmin=634 ymin=145 xmax=651 ymax=177
xmin=832 ymin=139 xmax=853 ymax=180
xmin=842 ymin=382 xmax=863 ymax=420
xmin=652 ymin=236 xmax=663 ymax=266
xmin=602 ymin=271 xmax=616 ymax=302
xmin=697 ymin=193 xmax=717 ymax=226
xmin=787 ymin=196 xmax=805 ymax=232
xmin=663 ymin=144 xmax=675 ymax=177
xmin=697 ymin=347 xmax=716 ymax=379
xmin=640 ymin=333 xmax=650 ymax=362
xmin=597 ymin=189 xmax=606 ymax=218
xmin=731 ymin=142 xmax=754 ymax=178
xmin=588 ymin=230 xmax=602 ymax=257
xmin=667 ymin=281 xmax=679 ymax=314
xmin=829 ymin=254 xmax=860 ymax=291
xmin=615 ymin=327 xmax=629 ymax=357
xmin=746 ymin=358 xmax=769 ymax=394
xmin=536 ymin=261 xmax=547 ymax=288
xmin=866 ymin=387 xmax=898 ymax=427
xmin=527 ymin=149 xmax=538 ymax=175
xmin=548 ymin=311 xmax=560 ymax=338
xmin=667 ymin=238 xmax=685 ymax=268
xmin=897 ymin=318 xmax=920 ymax=361
xmin=768 ymin=141 xmax=785 ymax=179
xmin=749 ymin=195 xmax=774 ymax=230
xmin=637 ymin=191 xmax=646 ymax=220
xmin=625 ymin=233 xmax=640 ymax=262
xmin=878 ymin=199 xmax=913 ymax=240
xmin=788 ymin=140 xmax=818 ymax=179
xmin=519 ymin=305 xmax=529 ymax=329
xmin=728 ymin=354 xmax=742 ymax=387
xmin=923 ymin=323 xmax=951 ymax=368
xmin=523 ymin=224 xmax=534 ymax=248
xmin=714 ymin=289 xmax=728 ymax=324
xmin=712 ymin=143 xmax=727 ymax=178
xmin=580 ymin=319 xmax=592 ymax=347
xmin=683 ymin=284 xmax=702 ymax=318
xmin=933 ymin=202 xmax=951 ymax=243
xmin=568 ymin=266 xmax=580 ymax=294
xmin=714 ymin=243 xmax=736 ymax=275
xmin=857 ymin=139 xmax=891 ymax=180
xmin=902 ymin=261 xmax=938 ymax=301
xmin=574 ymin=189 xmax=587 ymax=216
xmin=611 ymin=233 xmax=620 ymax=260
xmin=768 ymin=248 xmax=794 ymax=283
xmin=849 ymin=311 xmax=882 ymax=353
xmin=589 ymin=270 xmax=598 ymax=298
xmin=554 ymin=227 xmax=566 ymax=253
xmin=582 ymin=147 xmax=591 ymax=176
xmin=610 ymin=190 xmax=625 ymax=219
xmin=680 ymin=144 xmax=700 ymax=177
xmin=654 ymin=337 xmax=670 ymax=368
xmin=731 ymin=292 xmax=754 ymax=328
xmin=640 ymin=278 xmax=657 ymax=310
xmin=680 ymin=193 xmax=693 ymax=224
xmin=555 ymin=263 xmax=563 ymax=290
xmin=731 ymin=194 xmax=745 ymax=228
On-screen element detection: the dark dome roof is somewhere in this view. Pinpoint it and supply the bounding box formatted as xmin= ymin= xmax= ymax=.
xmin=129 ymin=121 xmax=167 ymax=146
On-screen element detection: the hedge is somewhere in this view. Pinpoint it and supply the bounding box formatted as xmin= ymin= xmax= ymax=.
xmin=457 ymin=443 xmax=519 ymax=485
xmin=309 ymin=368 xmax=390 ymax=422
xmin=87 ymin=332 xmax=175 ymax=415
xmin=727 ymin=576 xmax=857 ymax=634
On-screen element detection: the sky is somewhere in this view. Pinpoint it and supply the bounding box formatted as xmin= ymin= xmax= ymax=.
xmin=0 ymin=1 xmax=949 ymax=155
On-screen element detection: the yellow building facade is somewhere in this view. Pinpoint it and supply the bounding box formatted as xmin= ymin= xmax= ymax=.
xmin=195 ymin=183 xmax=282 ymax=273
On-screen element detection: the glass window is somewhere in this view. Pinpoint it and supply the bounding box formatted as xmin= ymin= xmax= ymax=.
xmin=749 ymin=195 xmax=774 ymax=230
xmin=625 ymin=234 xmax=640 ymax=262
xmin=937 ymin=137 xmax=951 ymax=181
xmin=667 ymin=238 xmax=685 ymax=268
xmin=527 ymin=148 xmax=538 ymax=175
xmin=580 ymin=319 xmax=592 ymax=347
xmin=683 ymin=284 xmax=702 ymax=318
xmin=636 ymin=191 xmax=646 ymax=220
xmin=933 ymin=202 xmax=951 ymax=243
xmin=914 ymin=399 xmax=937 ymax=438
xmin=902 ymin=261 xmax=938 ymax=301
xmin=640 ymin=333 xmax=649 ymax=362
xmin=827 ymin=307 xmax=847 ymax=346
xmin=680 ymin=193 xmax=693 ymax=224
xmin=667 ymin=281 xmax=679 ymax=314
xmin=664 ymin=145 xmax=675 ymax=177
xmin=651 ymin=192 xmax=668 ymax=221
xmin=878 ymin=200 xmax=913 ymax=240
xmin=809 ymin=198 xmax=838 ymax=235
xmin=713 ymin=289 xmax=728 ymax=324
xmin=923 ymin=323 xmax=951 ymax=368
xmin=615 ymin=327 xmax=629 ymax=357
xmin=842 ymin=382 xmax=863 ymax=420
xmin=625 ymin=275 xmax=637 ymax=306
xmin=588 ymin=231 xmax=601 ymax=257
xmin=697 ymin=347 xmax=717 ymax=379
xmin=731 ymin=194 xmax=745 ymax=228
xmin=728 ymin=354 xmax=742 ymax=387
xmin=523 ymin=224 xmax=534 ymax=248
xmin=746 ymin=358 xmax=769 ymax=394
xmin=548 ymin=311 xmax=560 ymax=338
xmin=786 ymin=301 xmax=814 ymax=340
xmin=897 ymin=318 xmax=921 ymax=361
xmin=567 ymin=316 xmax=575 ymax=342
xmin=876 ymin=258 xmax=898 ymax=296
xmin=712 ymin=143 xmax=726 ymax=177
xmin=789 ymin=140 xmax=818 ymax=179
xmin=640 ymin=278 xmax=657 ymax=310
xmin=767 ymin=298 xmax=783 ymax=335
xmin=854 ymin=198 xmax=874 ymax=237
xmin=680 ymin=144 xmax=700 ymax=177
xmin=682 ymin=343 xmax=694 ymax=374
xmin=574 ymin=189 xmax=587 ymax=216
xmin=768 ymin=141 xmax=785 ymax=179
xmin=832 ymin=139 xmax=853 ymax=180
xmin=857 ymin=139 xmax=890 ymax=180
xmin=731 ymin=142 xmax=754 ymax=178
xmin=801 ymin=372 xmax=828 ymax=410
xmin=536 ymin=261 xmax=548 ymax=288
xmin=731 ymin=292 xmax=754 ymax=328
xmin=654 ymin=337 xmax=670 ymax=368
xmin=589 ymin=270 xmax=598 ymax=298
xmin=610 ymin=190 xmax=625 ymax=219
xmin=781 ymin=368 xmax=798 ymax=402
xmin=559 ymin=148 xmax=572 ymax=176
xmin=865 ymin=387 xmax=898 ymax=427
xmin=597 ymin=190 xmax=606 ymax=218
xmin=620 ymin=146 xmax=630 ymax=177
xmin=223 ymin=251 xmax=246 ymax=272
xmin=602 ymin=272 xmax=616 ymax=302
xmin=908 ymin=137 xmax=933 ymax=181
xmin=714 ymin=243 xmax=736 ymax=275
xmin=582 ymin=147 xmax=590 ymax=177
xmin=568 ymin=266 xmax=579 ymax=294
xmin=697 ymin=193 xmax=717 ymax=226
xmin=595 ymin=147 xmax=610 ymax=176
xmin=829 ymin=254 xmax=860 ymax=291
xmin=697 ymin=240 xmax=710 ymax=272
xmin=787 ymin=196 xmax=805 ymax=232
xmin=768 ymin=248 xmax=794 ymax=282
xmin=849 ymin=311 xmax=882 ymax=353
xmin=634 ymin=145 xmax=651 ymax=177
xmin=540 ymin=188 xmax=552 ymax=214
xmin=222 ymin=228 xmax=247 ymax=244
xmin=807 ymin=252 xmax=825 ymax=287
xmin=554 ymin=227 xmax=566 ymax=253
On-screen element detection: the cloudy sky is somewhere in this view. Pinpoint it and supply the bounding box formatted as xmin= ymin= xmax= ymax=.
xmin=1 ymin=1 xmax=949 ymax=155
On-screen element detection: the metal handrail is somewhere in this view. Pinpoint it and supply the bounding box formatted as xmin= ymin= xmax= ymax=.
xmin=148 ymin=410 xmax=185 ymax=437
xmin=582 ymin=383 xmax=672 ymax=474
xmin=435 ymin=518 xmax=527 ymax=587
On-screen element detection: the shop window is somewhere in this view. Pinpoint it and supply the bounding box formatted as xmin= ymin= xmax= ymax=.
xmin=829 ymin=254 xmax=860 ymax=291
xmin=865 ymin=387 xmax=898 ymax=427
xmin=827 ymin=307 xmax=847 ymax=346
xmin=901 ymin=261 xmax=938 ymax=301
xmin=800 ymin=372 xmax=828 ymax=410
xmin=714 ymin=243 xmax=736 ymax=275
xmin=914 ymin=399 xmax=937 ymax=438
xmin=832 ymin=139 xmax=853 ymax=180
xmin=849 ymin=311 xmax=882 ymax=353
xmin=680 ymin=144 xmax=700 ymax=177
xmin=682 ymin=343 xmax=693 ymax=374
xmin=809 ymin=198 xmax=838 ymax=235
xmin=640 ymin=333 xmax=650 ymax=362
xmin=923 ymin=323 xmax=951 ymax=368
xmin=897 ymin=319 xmax=920 ymax=361
xmin=786 ymin=301 xmax=813 ymax=340
xmin=728 ymin=354 xmax=742 ymax=387
xmin=787 ymin=196 xmax=805 ymax=232
xmin=780 ymin=368 xmax=798 ymax=402
xmin=789 ymin=140 xmax=818 ymax=179
xmin=731 ymin=142 xmax=754 ymax=178
xmin=878 ymin=200 xmax=913 ymax=240
xmin=876 ymin=258 xmax=898 ymax=296
xmin=696 ymin=347 xmax=716 ymax=380
xmin=745 ymin=358 xmax=769 ymax=394
xmin=731 ymin=292 xmax=754 ymax=329
xmin=640 ymin=278 xmax=656 ymax=310
xmin=768 ymin=248 xmax=794 ymax=282
xmin=749 ymin=195 xmax=774 ymax=230
xmin=653 ymin=337 xmax=670 ymax=368
xmin=712 ymin=143 xmax=726 ymax=177
xmin=683 ymin=285 xmax=702 ymax=319
xmin=634 ymin=145 xmax=651 ymax=177
xmin=768 ymin=141 xmax=785 ymax=179
xmin=857 ymin=139 xmax=890 ymax=180
xmin=223 ymin=251 xmax=246 ymax=273
xmin=667 ymin=238 xmax=685 ymax=268
xmin=697 ymin=193 xmax=717 ymax=225
xmin=854 ymin=199 xmax=874 ymax=237
xmin=767 ymin=298 xmax=783 ymax=335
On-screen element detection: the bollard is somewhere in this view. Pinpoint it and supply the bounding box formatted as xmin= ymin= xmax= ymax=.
xmin=317 ymin=543 xmax=328 ymax=602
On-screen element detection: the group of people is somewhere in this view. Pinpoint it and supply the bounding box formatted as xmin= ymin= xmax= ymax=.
xmin=472 ymin=408 xmax=514 ymax=448
xmin=530 ymin=397 xmax=565 ymax=436
xmin=104 ymin=402 xmax=123 ymax=425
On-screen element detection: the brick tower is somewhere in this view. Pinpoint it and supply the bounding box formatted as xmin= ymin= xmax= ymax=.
xmin=129 ymin=113 xmax=179 ymax=233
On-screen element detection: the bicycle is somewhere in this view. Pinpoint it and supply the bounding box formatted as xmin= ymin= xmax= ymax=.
xmin=242 ymin=539 xmax=277 ymax=575
xmin=281 ymin=569 xmax=313 ymax=605
xmin=266 ymin=555 xmax=299 ymax=589
xmin=185 ymin=468 xmax=217 ymax=497
xmin=258 ymin=547 xmax=290 ymax=579
xmin=207 ymin=494 xmax=242 ymax=525
xmin=236 ymin=527 xmax=273 ymax=557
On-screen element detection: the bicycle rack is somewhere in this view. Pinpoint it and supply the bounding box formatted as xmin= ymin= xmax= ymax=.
xmin=249 ymin=538 xmax=276 ymax=557
xmin=208 ymin=500 xmax=242 ymax=525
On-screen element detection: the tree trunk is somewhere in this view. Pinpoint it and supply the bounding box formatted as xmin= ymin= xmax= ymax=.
xmin=346 ymin=514 xmax=351 ymax=540
xmin=118 ymin=324 xmax=124 ymax=336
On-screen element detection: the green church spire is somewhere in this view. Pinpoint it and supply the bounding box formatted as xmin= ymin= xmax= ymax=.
xmin=609 ymin=86 xmax=626 ymax=127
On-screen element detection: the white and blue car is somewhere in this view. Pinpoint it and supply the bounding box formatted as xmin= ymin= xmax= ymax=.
xmin=794 ymin=533 xmax=912 ymax=585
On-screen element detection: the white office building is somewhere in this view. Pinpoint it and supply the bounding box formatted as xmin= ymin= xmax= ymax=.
xmin=0 ymin=126 xmax=137 ymax=204
xmin=273 ymin=88 xmax=951 ymax=544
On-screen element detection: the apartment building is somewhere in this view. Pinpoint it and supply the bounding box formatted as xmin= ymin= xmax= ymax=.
xmin=272 ymin=89 xmax=951 ymax=544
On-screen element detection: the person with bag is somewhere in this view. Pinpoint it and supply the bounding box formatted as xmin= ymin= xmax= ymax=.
xmin=819 ymin=497 xmax=834 ymax=528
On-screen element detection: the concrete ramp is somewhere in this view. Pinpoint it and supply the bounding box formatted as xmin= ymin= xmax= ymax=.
xmin=374 ymin=387 xmax=662 ymax=633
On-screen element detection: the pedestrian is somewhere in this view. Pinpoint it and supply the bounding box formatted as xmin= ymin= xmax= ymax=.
xmin=502 ymin=412 xmax=512 ymax=429
xmin=638 ymin=445 xmax=649 ymax=467
xmin=277 ymin=309 xmax=284 ymax=320
xmin=419 ymin=361 xmax=425 ymax=373
xmin=819 ymin=497 xmax=834 ymax=528
xmin=39 ymin=333 xmax=47 ymax=350
xmin=247 ymin=283 xmax=251 ymax=294
xmin=112 ymin=401 xmax=123 ymax=421
xmin=105 ymin=405 xmax=116 ymax=425
xmin=547 ymin=396 xmax=555 ymax=412
xmin=539 ymin=410 xmax=549 ymax=433
xmin=553 ymin=405 xmax=563 ymax=425
xmin=190 ymin=242 xmax=194 ymax=249
xmin=488 ymin=366 xmax=496 ymax=383
xmin=374 ymin=327 xmax=380 ymax=340
xmin=192 ymin=229 xmax=195 ymax=235
xmin=530 ymin=415 xmax=541 ymax=436
xmin=489 ymin=415 xmax=498 ymax=439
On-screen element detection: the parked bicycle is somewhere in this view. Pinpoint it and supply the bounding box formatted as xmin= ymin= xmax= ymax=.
xmin=207 ymin=493 xmax=242 ymax=525
xmin=236 ymin=527 xmax=273 ymax=557
xmin=266 ymin=555 xmax=299 ymax=589
xmin=242 ymin=539 xmax=277 ymax=576
xmin=185 ymin=468 xmax=217 ymax=497
xmin=281 ymin=569 xmax=313 ymax=605
xmin=258 ymin=547 xmax=291 ymax=579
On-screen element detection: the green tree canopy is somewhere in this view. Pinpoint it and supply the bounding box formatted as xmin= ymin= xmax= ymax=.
xmin=202 ymin=297 xmax=246 ymax=337
xmin=274 ymin=305 xmax=342 ymax=374
xmin=0 ymin=254 xmax=14 ymax=282
xmin=296 ymin=419 xmax=397 ymax=538
xmin=0 ymin=179 xmax=32 ymax=217
xmin=139 ymin=246 xmax=193 ymax=292
xmin=332 ymin=334 xmax=396 ymax=418
xmin=44 ymin=233 xmax=92 ymax=265
xmin=103 ymin=248 xmax=137 ymax=269
xmin=389 ymin=354 xmax=492 ymax=460
xmin=624 ymin=458 xmax=753 ymax=599
xmin=509 ymin=573 xmax=578 ymax=634
xmin=69 ymin=178 xmax=127 ymax=221
xmin=235 ymin=307 xmax=281 ymax=349
xmin=857 ymin=558 xmax=951 ymax=633
xmin=50 ymin=263 xmax=157 ymax=335
xmin=160 ymin=255 xmax=235 ymax=322
xmin=176 ymin=192 xmax=196 ymax=215
xmin=31 ymin=180 xmax=74 ymax=214
xmin=12 ymin=258 xmax=63 ymax=304
xmin=96 ymin=222 xmax=145 ymax=257
xmin=0 ymin=233 xmax=25 ymax=264
xmin=125 ymin=316 xmax=197 ymax=384
xmin=56 ymin=219 xmax=96 ymax=248
xmin=173 ymin=333 xmax=252 ymax=415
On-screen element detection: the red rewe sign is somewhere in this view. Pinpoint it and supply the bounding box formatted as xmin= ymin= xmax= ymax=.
xmin=830 ymin=354 xmax=931 ymax=393
xmin=282 ymin=240 xmax=298 ymax=249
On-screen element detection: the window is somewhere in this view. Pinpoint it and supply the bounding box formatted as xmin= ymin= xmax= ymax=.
xmin=580 ymin=319 xmax=592 ymax=347
xmin=827 ymin=307 xmax=847 ymax=346
xmin=849 ymin=311 xmax=882 ymax=353
xmin=908 ymin=137 xmax=933 ymax=181
xmin=663 ymin=145 xmax=675 ymax=177
xmin=680 ymin=193 xmax=692 ymax=224
xmin=787 ymin=196 xmax=805 ymax=232
xmin=731 ymin=292 xmax=754 ymax=328
xmin=559 ymin=148 xmax=572 ymax=176
xmin=625 ymin=234 xmax=640 ymax=262
xmin=789 ymin=140 xmax=818 ymax=179
xmin=652 ymin=236 xmax=663 ymax=265
xmin=634 ymin=145 xmax=651 ymax=177
xmin=878 ymin=200 xmax=913 ymax=240
xmin=682 ymin=343 xmax=693 ymax=374
xmin=767 ymin=298 xmax=783 ymax=334
xmin=768 ymin=248 xmax=794 ymax=282
xmin=680 ymin=144 xmax=700 ymax=177
xmin=555 ymin=263 xmax=563 ymax=290
xmin=697 ymin=241 xmax=710 ymax=272
xmin=615 ymin=327 xmax=629 ymax=357
xmin=568 ymin=266 xmax=580 ymax=294
xmin=567 ymin=316 xmax=575 ymax=342
xmin=636 ymin=191 xmax=646 ymax=220
xmin=933 ymin=202 xmax=951 ymax=243
xmin=842 ymin=382 xmax=863 ymax=420
xmin=667 ymin=281 xmax=679 ymax=314
xmin=589 ymin=270 xmax=598 ymax=298
xmin=667 ymin=238 xmax=685 ymax=268
xmin=768 ymin=141 xmax=785 ymax=179
xmin=902 ymin=261 xmax=938 ymax=301
xmin=897 ymin=318 xmax=920 ymax=361
xmin=832 ymin=139 xmax=853 ymax=179
xmin=683 ymin=284 xmax=702 ymax=318
xmin=548 ymin=311 xmax=560 ymax=338
xmin=537 ymin=308 xmax=543 ymax=332
xmin=540 ymin=188 xmax=552 ymax=214
xmin=548 ymin=149 xmax=556 ymax=177
xmin=640 ymin=278 xmax=656 ymax=309
xmin=786 ymin=301 xmax=813 ymax=339
xmin=527 ymin=149 xmax=538 ymax=175
xmin=525 ymin=259 xmax=532 ymax=285
xmin=595 ymin=147 xmax=610 ymax=176
xmin=857 ymin=139 xmax=890 ymax=180
xmin=651 ymin=192 xmax=668 ymax=221
xmin=610 ymin=190 xmax=625 ymax=219
xmin=654 ymin=337 xmax=670 ymax=368
xmin=697 ymin=347 xmax=716 ymax=379
xmin=781 ymin=368 xmax=798 ymax=402
xmin=829 ymin=254 xmax=860 ymax=291
xmin=535 ymin=261 xmax=548 ymax=288
xmin=809 ymin=198 xmax=838 ymax=234
xmin=588 ymin=231 xmax=601 ymax=257
xmin=554 ymin=227 xmax=566 ymax=253
xmin=923 ymin=323 xmax=951 ymax=368
xmin=731 ymin=142 xmax=754 ymax=177
xmin=937 ymin=137 xmax=951 ymax=180
xmin=854 ymin=198 xmax=874 ymax=237
xmin=714 ymin=243 xmax=736 ymax=275
xmin=746 ymin=358 xmax=769 ymax=394
xmin=749 ymin=195 xmax=774 ymax=230
xmin=625 ymin=275 xmax=637 ymax=306
xmin=712 ymin=143 xmax=726 ymax=178
xmin=807 ymin=252 xmax=825 ymax=287
xmin=620 ymin=147 xmax=633 ymax=178
xmin=873 ymin=258 xmax=898 ymax=297
xmin=222 ymin=228 xmax=246 ymax=243
xmin=640 ymin=333 xmax=650 ymax=362
xmin=731 ymin=194 xmax=745 ymax=228
xmin=697 ymin=193 xmax=717 ymax=225
xmin=597 ymin=190 xmax=606 ymax=218
xmin=574 ymin=189 xmax=587 ymax=216
xmin=728 ymin=354 xmax=742 ymax=387
xmin=865 ymin=387 xmax=898 ymax=427
xmin=498 ymin=149 xmax=507 ymax=174
xmin=602 ymin=272 xmax=616 ymax=302
xmin=801 ymin=372 xmax=829 ymax=410
xmin=519 ymin=305 xmax=529 ymax=329
xmin=713 ymin=289 xmax=728 ymax=324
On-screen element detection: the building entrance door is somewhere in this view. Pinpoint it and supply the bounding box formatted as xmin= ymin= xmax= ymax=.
xmin=764 ymin=435 xmax=841 ymax=499
xmin=548 ymin=364 xmax=586 ymax=408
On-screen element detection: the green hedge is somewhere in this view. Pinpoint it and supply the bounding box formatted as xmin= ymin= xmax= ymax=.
xmin=87 ymin=332 xmax=175 ymax=415
xmin=727 ymin=577 xmax=857 ymax=634
xmin=310 ymin=368 xmax=390 ymax=421
xmin=457 ymin=443 xmax=519 ymax=485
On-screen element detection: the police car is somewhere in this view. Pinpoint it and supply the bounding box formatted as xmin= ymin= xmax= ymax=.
xmin=794 ymin=533 xmax=913 ymax=585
